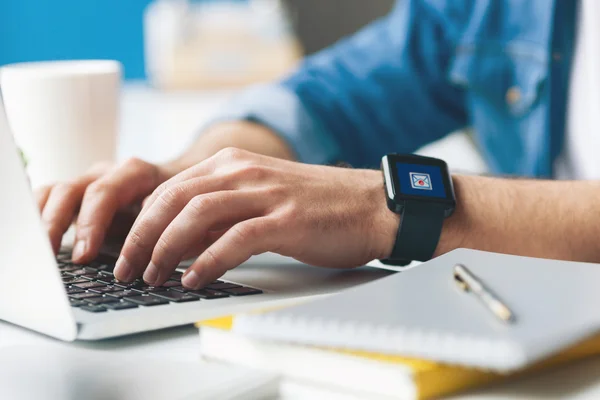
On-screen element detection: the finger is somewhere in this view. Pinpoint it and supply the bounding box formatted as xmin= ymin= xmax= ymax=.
xmin=121 ymin=190 xmax=267 ymax=285
xmin=41 ymin=175 xmax=102 ymax=254
xmin=146 ymin=193 xmax=266 ymax=285
xmin=35 ymin=185 xmax=53 ymax=213
xmin=180 ymin=229 xmax=227 ymax=260
xmin=73 ymin=158 xmax=159 ymax=263
xmin=114 ymin=175 xmax=234 ymax=281
xmin=182 ymin=217 xmax=278 ymax=289
xmin=156 ymin=231 xmax=225 ymax=282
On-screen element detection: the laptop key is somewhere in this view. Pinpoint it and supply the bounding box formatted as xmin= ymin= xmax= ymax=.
xmin=129 ymin=281 xmax=149 ymax=290
xmin=102 ymin=301 xmax=139 ymax=310
xmin=70 ymin=292 xmax=104 ymax=300
xmin=112 ymin=281 xmax=130 ymax=288
xmin=69 ymin=268 xmax=97 ymax=276
xmin=65 ymin=272 xmax=97 ymax=279
xmin=159 ymin=280 xmax=182 ymax=288
xmin=86 ymin=296 xmax=121 ymax=305
xmin=168 ymin=286 xmax=229 ymax=299
xmin=98 ymin=278 xmax=120 ymax=286
xmin=73 ymin=281 xmax=106 ymax=290
xmin=105 ymin=290 xmax=139 ymax=299
xmin=89 ymin=285 xmax=121 ymax=294
xmin=125 ymin=284 xmax=169 ymax=294
xmin=143 ymin=286 xmax=170 ymax=293
xmin=94 ymin=264 xmax=113 ymax=272
xmin=80 ymin=305 xmax=107 ymax=313
xmin=62 ymin=276 xmax=88 ymax=283
xmin=206 ymin=282 xmax=241 ymax=291
xmin=124 ymin=295 xmax=169 ymax=306
xmin=90 ymin=272 xmax=109 ymax=279
xmin=113 ymin=280 xmax=145 ymax=290
xmin=222 ymin=287 xmax=263 ymax=296
xmin=66 ymin=287 xmax=85 ymax=295
xmin=89 ymin=259 xmax=114 ymax=269
xmin=70 ymin=299 xmax=86 ymax=307
xmin=149 ymin=291 xmax=200 ymax=303
xmin=63 ymin=278 xmax=90 ymax=285
xmin=80 ymin=274 xmax=102 ymax=281
xmin=185 ymin=289 xmax=230 ymax=299
xmin=170 ymin=272 xmax=183 ymax=280
xmin=59 ymin=266 xmax=82 ymax=272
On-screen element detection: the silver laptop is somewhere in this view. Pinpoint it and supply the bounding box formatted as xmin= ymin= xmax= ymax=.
xmin=0 ymin=98 xmax=392 ymax=341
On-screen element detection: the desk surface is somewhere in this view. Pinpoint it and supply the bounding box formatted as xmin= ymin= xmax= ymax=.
xmin=2 ymin=84 xmax=599 ymax=399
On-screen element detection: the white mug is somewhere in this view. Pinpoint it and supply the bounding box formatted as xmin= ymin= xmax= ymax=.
xmin=0 ymin=60 xmax=122 ymax=188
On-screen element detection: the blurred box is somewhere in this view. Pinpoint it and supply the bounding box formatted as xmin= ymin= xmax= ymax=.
xmin=144 ymin=0 xmax=302 ymax=90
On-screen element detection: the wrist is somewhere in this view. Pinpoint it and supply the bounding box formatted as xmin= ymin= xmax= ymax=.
xmin=364 ymin=170 xmax=401 ymax=260
xmin=370 ymin=172 xmax=469 ymax=262
xmin=433 ymin=174 xmax=468 ymax=257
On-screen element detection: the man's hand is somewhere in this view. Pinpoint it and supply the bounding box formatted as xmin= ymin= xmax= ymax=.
xmin=114 ymin=148 xmax=399 ymax=289
xmin=35 ymin=120 xmax=295 ymax=265
xmin=36 ymin=159 xmax=175 ymax=261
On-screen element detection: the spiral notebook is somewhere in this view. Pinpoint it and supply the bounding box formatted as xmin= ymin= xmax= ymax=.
xmin=232 ymin=249 xmax=600 ymax=372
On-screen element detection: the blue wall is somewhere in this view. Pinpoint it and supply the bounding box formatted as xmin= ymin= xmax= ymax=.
xmin=0 ymin=0 xmax=153 ymax=80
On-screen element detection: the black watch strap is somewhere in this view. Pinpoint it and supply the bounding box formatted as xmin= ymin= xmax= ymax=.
xmin=385 ymin=200 xmax=446 ymax=265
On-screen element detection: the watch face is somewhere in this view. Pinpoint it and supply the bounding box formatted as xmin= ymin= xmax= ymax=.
xmin=396 ymin=163 xmax=446 ymax=198
xmin=383 ymin=154 xmax=456 ymax=206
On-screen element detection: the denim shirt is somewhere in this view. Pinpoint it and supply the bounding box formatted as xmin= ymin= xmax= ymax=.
xmin=211 ymin=0 xmax=576 ymax=177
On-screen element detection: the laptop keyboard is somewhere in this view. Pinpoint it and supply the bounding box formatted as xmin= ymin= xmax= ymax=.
xmin=57 ymin=251 xmax=263 ymax=313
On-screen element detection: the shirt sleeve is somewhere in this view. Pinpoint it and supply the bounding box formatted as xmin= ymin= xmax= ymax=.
xmin=205 ymin=0 xmax=468 ymax=168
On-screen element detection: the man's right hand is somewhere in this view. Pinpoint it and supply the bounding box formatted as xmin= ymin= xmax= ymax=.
xmin=35 ymin=158 xmax=175 ymax=263
xmin=35 ymin=120 xmax=295 ymax=264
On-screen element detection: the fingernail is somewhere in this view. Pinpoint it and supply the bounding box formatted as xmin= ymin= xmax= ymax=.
xmin=114 ymin=255 xmax=133 ymax=282
xmin=72 ymin=240 xmax=87 ymax=260
xmin=182 ymin=270 xmax=201 ymax=289
xmin=143 ymin=262 xmax=159 ymax=285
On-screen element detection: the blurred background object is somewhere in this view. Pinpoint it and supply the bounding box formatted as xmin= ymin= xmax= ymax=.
xmin=0 ymin=0 xmax=394 ymax=86
xmin=286 ymin=0 xmax=394 ymax=55
xmin=144 ymin=0 xmax=301 ymax=89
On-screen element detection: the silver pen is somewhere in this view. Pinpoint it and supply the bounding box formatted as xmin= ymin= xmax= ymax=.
xmin=453 ymin=264 xmax=515 ymax=324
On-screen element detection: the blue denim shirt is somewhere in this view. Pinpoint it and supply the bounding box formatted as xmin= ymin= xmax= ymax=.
xmin=212 ymin=0 xmax=577 ymax=177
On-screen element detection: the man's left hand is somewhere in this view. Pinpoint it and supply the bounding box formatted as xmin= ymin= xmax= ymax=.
xmin=113 ymin=148 xmax=399 ymax=289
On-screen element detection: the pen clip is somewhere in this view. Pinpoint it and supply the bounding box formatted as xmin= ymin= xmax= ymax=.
xmin=453 ymin=269 xmax=470 ymax=292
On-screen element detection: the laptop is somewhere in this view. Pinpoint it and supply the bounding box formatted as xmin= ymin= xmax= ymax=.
xmin=0 ymin=98 xmax=392 ymax=341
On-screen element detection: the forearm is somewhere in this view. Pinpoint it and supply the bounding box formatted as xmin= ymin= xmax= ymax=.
xmin=435 ymin=175 xmax=600 ymax=262
xmin=162 ymin=121 xmax=296 ymax=175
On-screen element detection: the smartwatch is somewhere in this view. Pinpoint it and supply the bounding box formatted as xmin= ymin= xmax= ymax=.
xmin=380 ymin=154 xmax=456 ymax=266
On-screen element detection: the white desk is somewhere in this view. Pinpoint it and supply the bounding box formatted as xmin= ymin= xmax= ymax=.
xmin=2 ymin=84 xmax=600 ymax=399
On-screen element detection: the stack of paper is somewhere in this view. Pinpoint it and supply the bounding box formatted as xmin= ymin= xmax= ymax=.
xmin=198 ymin=249 xmax=600 ymax=399
xmin=198 ymin=315 xmax=600 ymax=399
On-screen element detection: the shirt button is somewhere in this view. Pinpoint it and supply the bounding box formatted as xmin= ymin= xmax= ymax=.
xmin=506 ymin=86 xmax=522 ymax=105
xmin=553 ymin=52 xmax=562 ymax=61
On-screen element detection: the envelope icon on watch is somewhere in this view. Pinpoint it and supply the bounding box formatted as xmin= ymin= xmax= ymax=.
xmin=409 ymin=172 xmax=432 ymax=190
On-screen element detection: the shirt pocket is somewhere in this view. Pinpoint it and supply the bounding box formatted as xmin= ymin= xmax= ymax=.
xmin=448 ymin=43 xmax=549 ymax=118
